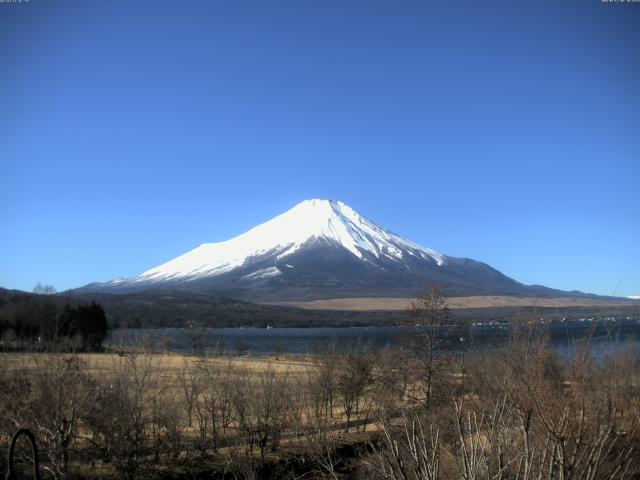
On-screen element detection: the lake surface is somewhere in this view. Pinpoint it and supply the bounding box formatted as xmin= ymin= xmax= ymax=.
xmin=109 ymin=318 xmax=640 ymax=357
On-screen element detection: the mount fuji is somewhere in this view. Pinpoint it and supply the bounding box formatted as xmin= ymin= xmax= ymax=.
xmin=79 ymin=199 xmax=579 ymax=301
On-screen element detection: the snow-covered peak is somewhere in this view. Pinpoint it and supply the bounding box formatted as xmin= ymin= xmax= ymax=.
xmin=133 ymin=199 xmax=444 ymax=283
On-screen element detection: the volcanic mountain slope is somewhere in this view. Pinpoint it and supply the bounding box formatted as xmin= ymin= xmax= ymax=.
xmin=79 ymin=199 xmax=589 ymax=302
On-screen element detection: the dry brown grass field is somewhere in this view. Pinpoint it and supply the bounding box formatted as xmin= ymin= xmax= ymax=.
xmin=1 ymin=351 xmax=316 ymax=376
xmin=0 ymin=348 xmax=401 ymax=479
xmin=268 ymin=295 xmax=639 ymax=311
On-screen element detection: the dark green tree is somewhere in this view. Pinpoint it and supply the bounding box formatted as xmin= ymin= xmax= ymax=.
xmin=57 ymin=302 xmax=109 ymax=351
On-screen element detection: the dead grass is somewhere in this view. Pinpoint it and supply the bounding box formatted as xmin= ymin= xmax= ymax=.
xmin=0 ymin=351 xmax=316 ymax=374
xmin=266 ymin=295 xmax=638 ymax=311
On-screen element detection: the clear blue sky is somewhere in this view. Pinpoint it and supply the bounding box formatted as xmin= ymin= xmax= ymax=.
xmin=1 ymin=0 xmax=639 ymax=297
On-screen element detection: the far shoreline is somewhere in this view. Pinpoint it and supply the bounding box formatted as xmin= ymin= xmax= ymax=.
xmin=265 ymin=295 xmax=640 ymax=311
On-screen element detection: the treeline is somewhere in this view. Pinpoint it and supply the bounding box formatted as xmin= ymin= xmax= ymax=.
xmin=2 ymin=287 xmax=638 ymax=331
xmin=0 ymin=290 xmax=109 ymax=351
xmin=75 ymin=290 xmax=406 ymax=328
xmin=0 ymin=286 xmax=638 ymax=479
xmin=70 ymin=290 xmax=640 ymax=329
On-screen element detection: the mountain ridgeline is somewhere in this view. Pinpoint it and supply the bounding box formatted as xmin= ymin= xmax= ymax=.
xmin=79 ymin=199 xmax=595 ymax=302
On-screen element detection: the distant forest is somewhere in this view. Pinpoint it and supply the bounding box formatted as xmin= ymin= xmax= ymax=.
xmin=1 ymin=287 xmax=638 ymax=339
xmin=0 ymin=289 xmax=108 ymax=350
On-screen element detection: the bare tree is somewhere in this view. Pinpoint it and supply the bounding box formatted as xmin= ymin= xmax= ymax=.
xmin=374 ymin=411 xmax=441 ymax=480
xmin=337 ymin=347 xmax=373 ymax=433
xmin=231 ymin=366 xmax=291 ymax=465
xmin=9 ymin=354 xmax=97 ymax=479
xmin=373 ymin=346 xmax=410 ymax=423
xmin=178 ymin=358 xmax=202 ymax=428
xmin=33 ymin=282 xmax=57 ymax=295
xmin=295 ymin=361 xmax=342 ymax=478
xmin=405 ymin=283 xmax=454 ymax=411
xmin=313 ymin=343 xmax=339 ymax=421
xmin=463 ymin=320 xmax=637 ymax=480
xmin=181 ymin=325 xmax=212 ymax=355
xmin=85 ymin=350 xmax=158 ymax=480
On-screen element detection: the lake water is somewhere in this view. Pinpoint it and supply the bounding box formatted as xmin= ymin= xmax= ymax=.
xmin=108 ymin=319 xmax=640 ymax=357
